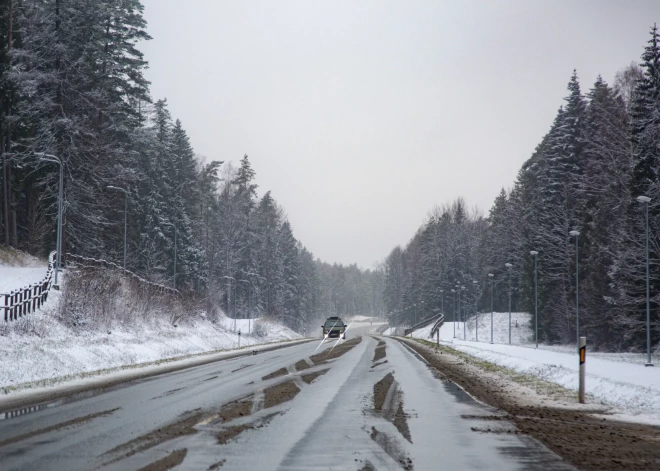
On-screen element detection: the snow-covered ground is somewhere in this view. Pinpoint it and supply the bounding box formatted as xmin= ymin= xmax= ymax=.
xmin=0 ymin=248 xmax=48 ymax=294
xmin=409 ymin=311 xmax=533 ymax=345
xmin=0 ymin=249 xmax=306 ymax=391
xmin=403 ymin=313 xmax=660 ymax=424
xmin=0 ymin=309 xmax=301 ymax=391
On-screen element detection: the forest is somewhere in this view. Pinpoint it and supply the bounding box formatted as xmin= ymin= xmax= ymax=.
xmin=383 ymin=26 xmax=660 ymax=352
xmin=0 ymin=0 xmax=384 ymax=332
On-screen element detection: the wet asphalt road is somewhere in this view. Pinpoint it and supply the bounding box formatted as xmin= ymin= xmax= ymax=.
xmin=0 ymin=325 xmax=573 ymax=470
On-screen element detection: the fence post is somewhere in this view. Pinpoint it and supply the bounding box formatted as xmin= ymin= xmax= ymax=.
xmin=579 ymin=336 xmax=586 ymax=404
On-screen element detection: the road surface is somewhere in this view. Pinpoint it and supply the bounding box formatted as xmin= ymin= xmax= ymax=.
xmin=0 ymin=324 xmax=572 ymax=470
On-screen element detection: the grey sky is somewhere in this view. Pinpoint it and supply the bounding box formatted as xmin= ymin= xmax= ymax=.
xmin=140 ymin=0 xmax=659 ymax=269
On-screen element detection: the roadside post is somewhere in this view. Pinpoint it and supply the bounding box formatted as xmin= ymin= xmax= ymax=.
xmin=238 ymin=329 xmax=241 ymax=348
xmin=579 ymin=336 xmax=586 ymax=403
xmin=436 ymin=329 xmax=439 ymax=346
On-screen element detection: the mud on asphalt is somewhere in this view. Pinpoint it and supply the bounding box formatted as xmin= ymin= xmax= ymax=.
xmin=400 ymin=338 xmax=660 ymax=471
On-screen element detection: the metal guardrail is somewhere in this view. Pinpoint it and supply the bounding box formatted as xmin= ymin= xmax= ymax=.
xmin=404 ymin=313 xmax=444 ymax=336
xmin=1 ymin=251 xmax=56 ymax=322
xmin=430 ymin=314 xmax=445 ymax=337
xmin=65 ymin=253 xmax=180 ymax=297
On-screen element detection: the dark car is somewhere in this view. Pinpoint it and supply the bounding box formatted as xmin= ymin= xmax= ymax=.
xmin=322 ymin=317 xmax=347 ymax=339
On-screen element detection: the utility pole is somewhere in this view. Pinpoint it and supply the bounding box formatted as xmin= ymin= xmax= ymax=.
xmin=636 ymin=196 xmax=654 ymax=366
xmin=505 ymin=263 xmax=513 ymax=345
xmin=530 ymin=251 xmax=539 ymax=349
xmin=488 ymin=273 xmax=494 ymax=344
xmin=570 ymin=230 xmax=580 ymax=352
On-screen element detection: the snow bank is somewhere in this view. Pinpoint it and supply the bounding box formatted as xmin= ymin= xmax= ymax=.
xmin=445 ymin=339 xmax=660 ymax=424
xmin=0 ymin=308 xmax=301 ymax=390
xmin=404 ymin=311 xmax=660 ymax=423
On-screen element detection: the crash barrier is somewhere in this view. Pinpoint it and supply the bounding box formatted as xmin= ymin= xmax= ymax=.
xmin=404 ymin=313 xmax=445 ymax=336
xmin=374 ymin=323 xmax=390 ymax=334
xmin=1 ymin=251 xmax=56 ymax=322
xmin=430 ymin=314 xmax=445 ymax=337
xmin=65 ymin=253 xmax=180 ymax=297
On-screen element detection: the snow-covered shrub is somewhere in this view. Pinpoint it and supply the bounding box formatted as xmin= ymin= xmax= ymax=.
xmin=252 ymin=319 xmax=268 ymax=338
xmin=59 ymin=268 xmax=185 ymax=328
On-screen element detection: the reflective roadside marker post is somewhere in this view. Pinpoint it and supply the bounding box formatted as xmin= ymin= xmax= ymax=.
xmin=579 ymin=336 xmax=586 ymax=404
xmin=238 ymin=330 xmax=241 ymax=348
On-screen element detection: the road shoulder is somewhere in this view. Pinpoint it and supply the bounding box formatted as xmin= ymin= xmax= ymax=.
xmin=397 ymin=337 xmax=660 ymax=471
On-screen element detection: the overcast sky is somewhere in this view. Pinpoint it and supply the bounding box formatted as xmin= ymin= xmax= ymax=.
xmin=140 ymin=0 xmax=659 ymax=269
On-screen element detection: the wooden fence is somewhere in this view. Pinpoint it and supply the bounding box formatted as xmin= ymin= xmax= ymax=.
xmin=2 ymin=251 xmax=56 ymax=322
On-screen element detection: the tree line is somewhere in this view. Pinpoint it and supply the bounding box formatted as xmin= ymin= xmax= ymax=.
xmin=0 ymin=0 xmax=384 ymax=332
xmin=383 ymin=25 xmax=660 ymax=352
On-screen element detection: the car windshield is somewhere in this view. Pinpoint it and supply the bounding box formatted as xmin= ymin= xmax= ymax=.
xmin=324 ymin=320 xmax=343 ymax=327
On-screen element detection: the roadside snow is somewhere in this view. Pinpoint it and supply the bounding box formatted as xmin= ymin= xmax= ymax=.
xmin=444 ymin=339 xmax=660 ymax=424
xmin=400 ymin=312 xmax=660 ymax=424
xmin=0 ymin=251 xmax=48 ymax=294
xmin=0 ymin=309 xmax=301 ymax=391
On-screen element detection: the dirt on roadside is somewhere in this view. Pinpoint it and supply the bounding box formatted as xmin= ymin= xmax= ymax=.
xmin=261 ymin=368 xmax=288 ymax=381
xmin=301 ymin=369 xmax=329 ymax=384
xmin=294 ymin=359 xmax=311 ymax=371
xmin=219 ymin=399 xmax=253 ymax=423
xmin=373 ymin=340 xmax=386 ymax=363
xmin=310 ymin=337 xmax=361 ymax=365
xmin=401 ymin=339 xmax=660 ymax=471
xmin=263 ymin=380 xmax=301 ymax=409
xmin=136 ymin=448 xmax=188 ymax=471
xmin=373 ymin=373 xmax=394 ymax=412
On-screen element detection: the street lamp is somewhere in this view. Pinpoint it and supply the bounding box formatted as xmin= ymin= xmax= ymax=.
xmin=461 ymin=286 xmax=466 ymax=340
xmin=36 ymin=153 xmax=63 ymax=287
xmin=223 ymin=275 xmax=236 ymax=329
xmin=569 ymin=230 xmax=580 ymax=351
xmin=530 ymin=251 xmax=539 ymax=349
xmin=440 ymin=289 xmax=444 ymax=322
xmin=505 ymin=263 xmax=513 ymax=344
xmin=107 ymin=186 xmax=128 ymax=274
xmin=637 ymin=195 xmax=654 ymax=366
xmin=473 ymin=280 xmax=478 ymax=342
xmin=162 ymin=222 xmax=177 ymax=290
xmin=488 ymin=273 xmax=494 ymax=344
xmin=242 ymin=270 xmax=265 ymax=335
xmin=451 ymin=289 xmax=456 ymax=338
xmin=240 ymin=279 xmax=251 ymax=334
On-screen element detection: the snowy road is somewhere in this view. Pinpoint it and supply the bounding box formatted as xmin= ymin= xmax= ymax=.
xmin=0 ymin=326 xmax=572 ymax=470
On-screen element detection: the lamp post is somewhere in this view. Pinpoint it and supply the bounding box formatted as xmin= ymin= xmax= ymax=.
xmin=242 ymin=271 xmax=264 ymax=335
xmin=488 ymin=273 xmax=494 ymax=344
xmin=240 ymin=279 xmax=250 ymax=334
xmin=107 ymin=186 xmax=128 ymax=274
xmin=530 ymin=251 xmax=539 ymax=349
xmin=451 ymin=289 xmax=456 ymax=338
xmin=461 ymin=286 xmax=466 ymax=340
xmin=223 ymin=275 xmax=236 ymax=330
xmin=637 ymin=196 xmax=654 ymax=367
xmin=473 ymin=280 xmax=479 ymax=342
xmin=440 ymin=289 xmax=444 ymax=321
xmin=162 ymin=222 xmax=177 ymax=290
xmin=569 ymin=230 xmax=580 ymax=351
xmin=505 ymin=263 xmax=513 ymax=344
xmin=36 ymin=153 xmax=63 ymax=287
